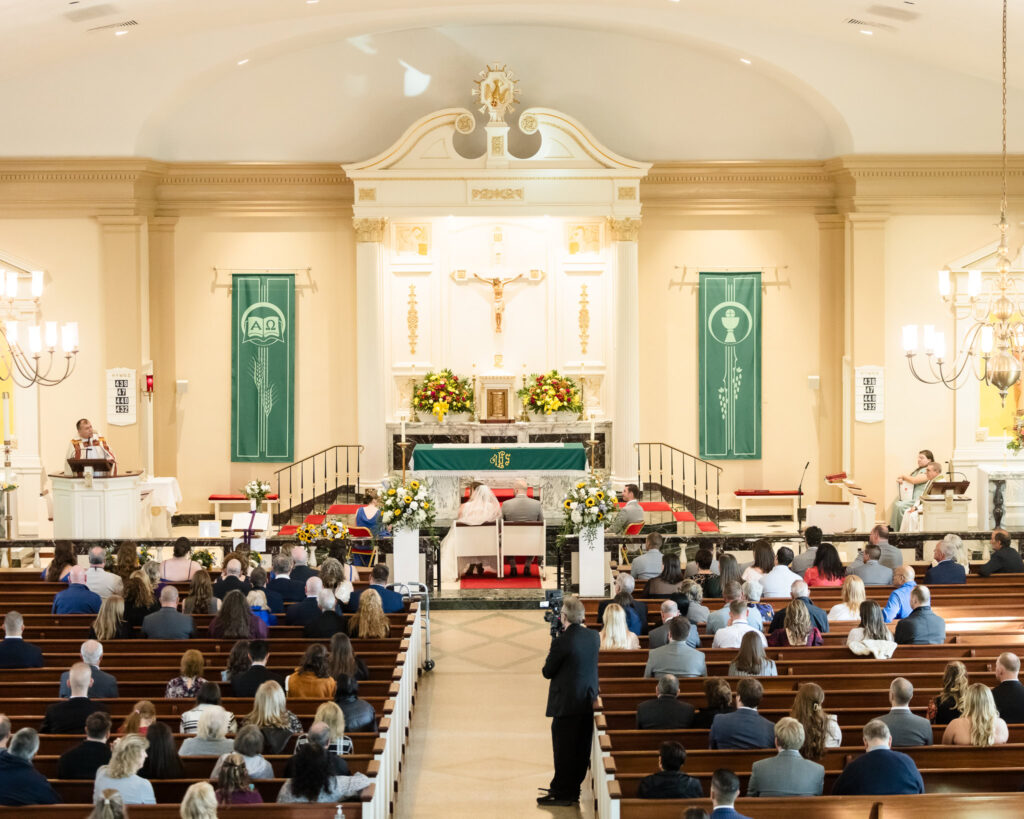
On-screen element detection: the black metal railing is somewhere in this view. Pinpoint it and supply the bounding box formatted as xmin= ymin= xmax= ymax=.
xmin=634 ymin=442 xmax=722 ymax=528
xmin=273 ymin=444 xmax=363 ymax=520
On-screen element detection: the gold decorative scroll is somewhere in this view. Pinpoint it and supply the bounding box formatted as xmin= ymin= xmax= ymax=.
xmin=357 ymin=188 xmax=377 ymax=201
xmin=578 ymin=284 xmax=591 ymax=354
xmin=472 ymin=187 xmax=524 ymax=201
xmin=607 ymin=217 xmax=641 ymax=242
xmin=617 ymin=187 xmax=637 ymax=200
xmin=406 ymin=285 xmax=419 ymax=355
xmin=491 ymin=135 xmax=504 ymax=156
xmin=353 ymin=217 xmax=387 ymax=243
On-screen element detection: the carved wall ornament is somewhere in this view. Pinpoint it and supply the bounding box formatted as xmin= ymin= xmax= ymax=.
xmin=578 ymin=284 xmax=591 ymax=354
xmin=491 ymin=135 xmax=505 ymax=157
xmin=357 ymin=187 xmax=377 ymax=201
xmin=455 ymin=114 xmax=475 ymax=134
xmin=617 ymin=187 xmax=637 ymax=201
xmin=520 ymin=113 xmax=538 ymax=134
xmin=353 ymin=217 xmax=387 ymax=243
xmin=471 ymin=187 xmax=524 ymax=201
xmin=568 ymin=224 xmax=601 ymax=255
xmin=395 ymin=224 xmax=430 ymax=256
xmin=473 ymin=64 xmax=520 ymax=124
xmin=406 ymin=284 xmax=419 ymax=355
xmin=607 ymin=217 xmax=641 ymax=242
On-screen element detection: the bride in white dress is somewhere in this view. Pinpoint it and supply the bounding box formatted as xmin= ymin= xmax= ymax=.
xmin=440 ymin=483 xmax=502 ymax=582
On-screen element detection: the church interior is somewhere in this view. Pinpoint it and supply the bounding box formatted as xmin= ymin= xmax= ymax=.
xmin=0 ymin=0 xmax=1024 ymax=815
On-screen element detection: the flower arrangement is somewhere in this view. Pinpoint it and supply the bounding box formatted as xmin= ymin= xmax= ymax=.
xmin=0 ymin=480 xmax=17 ymax=492
xmin=297 ymin=521 xmax=349 ymax=544
xmin=138 ymin=545 xmax=154 ymax=566
xmin=518 ymin=370 xmax=583 ymax=415
xmin=562 ymin=475 xmax=618 ymax=543
xmin=192 ymin=548 xmax=215 ymax=571
xmin=242 ymin=479 xmax=273 ymax=503
xmin=380 ymin=477 xmax=436 ymax=531
xmin=412 ymin=369 xmax=474 ymax=422
xmin=1008 ymin=417 xmax=1024 ymax=453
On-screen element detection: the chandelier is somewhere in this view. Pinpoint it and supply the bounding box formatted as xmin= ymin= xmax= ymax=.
xmin=0 ymin=268 xmax=79 ymax=388
xmin=903 ymin=0 xmax=1023 ymax=406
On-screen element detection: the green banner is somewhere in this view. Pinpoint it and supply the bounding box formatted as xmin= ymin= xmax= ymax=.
xmin=699 ymin=272 xmax=761 ymax=460
xmin=232 ymin=274 xmax=295 ymax=462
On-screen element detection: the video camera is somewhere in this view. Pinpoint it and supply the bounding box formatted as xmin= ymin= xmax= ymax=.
xmin=541 ymin=588 xmax=564 ymax=639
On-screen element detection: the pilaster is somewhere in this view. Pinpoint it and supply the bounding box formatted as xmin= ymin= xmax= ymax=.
xmin=608 ymin=218 xmax=640 ymax=484
xmin=355 ymin=218 xmax=388 ymax=481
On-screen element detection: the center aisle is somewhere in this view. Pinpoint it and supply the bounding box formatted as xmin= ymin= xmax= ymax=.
xmin=398 ymin=609 xmax=597 ymax=818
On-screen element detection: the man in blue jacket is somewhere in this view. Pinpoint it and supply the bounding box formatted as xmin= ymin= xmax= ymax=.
xmin=52 ymin=566 xmax=101 ymax=615
xmin=348 ymin=564 xmax=405 ymax=613
xmin=832 ymin=719 xmax=924 ymax=795
xmin=882 ymin=565 xmax=916 ymax=623
xmin=923 ymin=535 xmax=967 ymax=584
xmin=0 ymin=728 xmax=60 ymax=805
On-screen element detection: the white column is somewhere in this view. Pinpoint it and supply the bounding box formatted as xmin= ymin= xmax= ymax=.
xmin=355 ymin=218 xmax=388 ymax=482
xmin=609 ymin=218 xmax=640 ymax=485
xmin=11 ymin=380 xmax=43 ymax=537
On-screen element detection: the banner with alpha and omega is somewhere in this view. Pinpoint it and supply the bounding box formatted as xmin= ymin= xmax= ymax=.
xmin=699 ymin=272 xmax=761 ymax=460
xmin=231 ymin=274 xmax=295 ymax=462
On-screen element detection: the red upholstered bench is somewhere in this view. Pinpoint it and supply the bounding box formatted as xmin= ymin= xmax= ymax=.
xmin=734 ymin=489 xmax=801 ymax=523
xmin=209 ymin=493 xmax=279 ymax=520
xmin=616 ymin=501 xmax=672 ymax=512
xmin=327 ymin=503 xmax=362 ymax=515
xmin=463 ymin=487 xmax=536 ymax=503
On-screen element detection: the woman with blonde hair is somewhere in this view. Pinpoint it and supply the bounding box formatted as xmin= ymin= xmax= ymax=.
xmin=313 ymin=701 xmax=352 ymax=755
xmin=929 ymin=661 xmax=969 ymax=724
xmin=180 ymin=781 xmax=219 ymax=819
xmin=827 ymin=575 xmax=866 ymax=621
xmin=90 ymin=595 xmax=130 ymax=641
xmin=347 ymin=588 xmax=390 ymax=639
xmin=790 ymin=682 xmax=841 ymax=761
xmin=942 ymin=682 xmax=1008 ymax=746
xmin=165 ymin=649 xmax=207 ymax=698
xmin=599 ymin=603 xmax=640 ymax=650
xmin=319 ymin=556 xmax=357 ymax=605
xmin=93 ymin=733 xmax=155 ymax=805
xmin=247 ymin=589 xmax=277 ymax=626
xmin=243 ymin=680 xmax=303 ymax=752
xmin=120 ymin=700 xmax=156 ymax=735
xmin=768 ymin=599 xmax=823 ymax=647
xmin=286 ymin=644 xmax=337 ymax=699
xmin=182 ymin=569 xmax=220 ymax=615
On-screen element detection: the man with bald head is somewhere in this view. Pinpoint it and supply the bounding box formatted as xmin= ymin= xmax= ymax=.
xmin=141 ymin=586 xmax=195 ymax=639
xmin=285 ymin=576 xmax=330 ymax=626
xmin=0 ymin=611 xmax=44 ymax=668
xmin=59 ymin=640 xmax=117 ymax=698
xmin=992 ymin=652 xmax=1024 ymax=723
xmin=51 ymin=565 xmax=101 ymax=614
xmin=502 ymin=478 xmax=543 ymax=577
xmin=289 ymin=545 xmax=319 ymax=586
xmin=894 ymin=586 xmax=945 ymax=645
xmin=213 ymin=557 xmax=251 ymax=599
xmin=40 ymin=662 xmax=109 ymax=734
xmin=876 ymin=678 xmax=932 ymax=746
xmin=768 ymin=580 xmax=829 ymax=635
xmin=883 ymin=565 xmax=916 ymax=624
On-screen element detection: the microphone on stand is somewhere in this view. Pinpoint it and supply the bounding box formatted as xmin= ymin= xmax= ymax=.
xmin=796 ymin=461 xmax=810 ymax=533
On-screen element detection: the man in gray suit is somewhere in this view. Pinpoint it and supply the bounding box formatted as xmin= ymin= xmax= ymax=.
xmin=894 ymin=586 xmax=946 ymax=645
xmin=58 ymin=640 xmax=118 ymax=699
xmin=748 ymin=717 xmax=824 ymax=796
xmin=140 ymin=586 xmax=195 ymax=639
xmin=850 ymin=524 xmax=903 ymax=572
xmin=630 ymin=533 xmax=664 ymax=581
xmin=649 ymin=601 xmax=699 ymax=650
xmin=876 ymin=678 xmax=933 ymax=746
xmin=643 ymin=617 xmax=706 ymax=678
xmin=610 ymin=484 xmax=644 ymax=534
xmin=849 ymin=544 xmax=894 ymax=586
xmin=501 ymin=479 xmax=543 ymax=577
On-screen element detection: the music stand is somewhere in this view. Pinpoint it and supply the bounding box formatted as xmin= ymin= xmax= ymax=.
xmin=66 ymin=458 xmax=114 ymax=475
xmin=927 ymin=480 xmax=970 ymax=496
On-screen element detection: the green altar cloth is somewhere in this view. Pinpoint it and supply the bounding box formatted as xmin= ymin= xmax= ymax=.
xmin=411 ymin=443 xmax=587 ymax=472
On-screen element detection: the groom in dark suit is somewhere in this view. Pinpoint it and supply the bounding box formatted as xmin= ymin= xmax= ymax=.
xmin=539 ymin=595 xmax=600 ymax=807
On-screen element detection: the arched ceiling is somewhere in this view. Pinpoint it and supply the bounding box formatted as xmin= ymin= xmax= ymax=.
xmin=0 ymin=0 xmax=1021 ymax=161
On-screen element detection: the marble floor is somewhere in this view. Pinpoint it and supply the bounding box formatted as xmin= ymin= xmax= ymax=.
xmin=396 ymin=609 xmax=596 ymax=818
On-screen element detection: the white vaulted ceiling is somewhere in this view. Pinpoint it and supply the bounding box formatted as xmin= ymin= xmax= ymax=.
xmin=0 ymin=0 xmax=1020 ymax=161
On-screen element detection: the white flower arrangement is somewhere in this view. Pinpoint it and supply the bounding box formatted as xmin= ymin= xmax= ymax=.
xmin=562 ymin=476 xmax=618 ymax=543
xmin=243 ymin=480 xmax=273 ymax=502
xmin=380 ymin=477 xmax=436 ymax=531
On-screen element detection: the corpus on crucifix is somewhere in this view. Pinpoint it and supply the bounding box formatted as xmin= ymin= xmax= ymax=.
xmin=473 ymin=272 xmax=524 ymax=333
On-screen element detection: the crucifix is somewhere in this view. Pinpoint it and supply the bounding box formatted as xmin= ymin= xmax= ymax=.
xmin=472 ymin=272 xmax=524 ymax=333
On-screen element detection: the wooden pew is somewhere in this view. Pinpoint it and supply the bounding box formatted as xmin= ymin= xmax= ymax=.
xmin=34 ymin=753 xmax=377 ymax=778
xmin=33 ymin=732 xmax=384 ymax=756
xmin=51 ymin=775 xmax=377 ymax=804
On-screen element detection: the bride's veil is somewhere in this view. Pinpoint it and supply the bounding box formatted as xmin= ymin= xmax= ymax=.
xmin=459 ymin=483 xmax=501 ymax=525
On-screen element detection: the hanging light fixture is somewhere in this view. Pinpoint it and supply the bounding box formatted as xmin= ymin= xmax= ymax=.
xmin=0 ymin=268 xmax=79 ymax=388
xmin=903 ymin=0 xmax=1023 ymax=406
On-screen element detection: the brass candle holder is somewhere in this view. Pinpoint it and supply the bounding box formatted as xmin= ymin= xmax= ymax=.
xmin=397 ymin=440 xmax=413 ymax=484
xmin=584 ymin=438 xmax=598 ymax=475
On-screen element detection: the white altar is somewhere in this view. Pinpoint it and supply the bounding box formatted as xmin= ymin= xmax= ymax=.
xmin=344 ymin=65 xmax=650 ymax=486
xmin=51 ymin=472 xmax=142 ymax=538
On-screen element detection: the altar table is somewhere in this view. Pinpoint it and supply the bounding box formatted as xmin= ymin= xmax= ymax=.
xmin=411 ymin=442 xmax=588 ymax=472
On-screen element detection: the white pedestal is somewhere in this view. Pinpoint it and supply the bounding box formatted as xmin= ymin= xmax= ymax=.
xmin=806 ymin=503 xmax=860 ymax=534
xmin=51 ymin=472 xmax=142 ymax=539
xmin=922 ymin=496 xmax=971 ymax=531
xmin=393 ymin=527 xmax=422 ymax=586
xmin=577 ymin=526 xmax=606 ymax=597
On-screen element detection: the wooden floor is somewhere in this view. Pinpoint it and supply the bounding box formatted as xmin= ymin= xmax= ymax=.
xmin=398 ymin=609 xmax=596 ymax=818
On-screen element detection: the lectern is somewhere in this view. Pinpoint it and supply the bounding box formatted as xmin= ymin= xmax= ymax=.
xmin=50 ymin=470 xmax=142 ymax=538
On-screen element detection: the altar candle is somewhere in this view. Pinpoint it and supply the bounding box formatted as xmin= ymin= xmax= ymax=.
xmin=589 ymin=412 xmax=596 ymax=441
xmin=400 ymin=416 xmax=407 ymax=443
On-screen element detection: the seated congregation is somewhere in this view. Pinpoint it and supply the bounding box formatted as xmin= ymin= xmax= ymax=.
xmin=0 ymin=541 xmax=411 ymax=814
xmin=590 ymin=525 xmax=1024 ymax=815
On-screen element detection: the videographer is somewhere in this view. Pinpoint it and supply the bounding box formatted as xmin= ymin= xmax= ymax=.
xmin=538 ymin=594 xmax=600 ymax=807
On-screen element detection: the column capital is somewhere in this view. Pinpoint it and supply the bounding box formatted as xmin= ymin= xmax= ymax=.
xmin=845 ymin=212 xmax=890 ymax=227
xmin=815 ymin=213 xmax=845 ymax=227
xmin=607 ymin=217 xmax=641 ymax=242
xmin=149 ymin=216 xmax=179 ymax=232
xmin=353 ymin=217 xmax=387 ymax=243
xmin=95 ymin=215 xmax=146 ymax=231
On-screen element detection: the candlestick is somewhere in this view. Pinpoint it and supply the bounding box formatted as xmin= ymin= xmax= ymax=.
xmin=397 ymin=440 xmax=413 ymax=483
xmin=589 ymin=412 xmax=596 ymax=442
xmin=400 ymin=416 xmax=406 ymax=443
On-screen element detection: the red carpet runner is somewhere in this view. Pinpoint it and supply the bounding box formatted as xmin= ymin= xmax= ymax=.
xmin=459 ymin=565 xmax=542 ymax=590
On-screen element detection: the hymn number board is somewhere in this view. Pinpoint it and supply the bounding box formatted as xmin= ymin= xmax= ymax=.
xmin=106 ymin=367 xmax=137 ymax=426
xmin=854 ymin=365 xmax=884 ymax=423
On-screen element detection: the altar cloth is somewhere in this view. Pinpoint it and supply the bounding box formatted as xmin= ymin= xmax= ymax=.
xmin=411 ymin=442 xmax=587 ymax=472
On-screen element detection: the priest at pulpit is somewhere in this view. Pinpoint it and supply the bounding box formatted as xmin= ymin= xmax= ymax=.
xmin=64 ymin=419 xmax=116 ymax=476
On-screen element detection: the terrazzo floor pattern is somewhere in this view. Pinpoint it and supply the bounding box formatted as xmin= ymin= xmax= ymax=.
xmin=397 ymin=609 xmax=597 ymax=818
